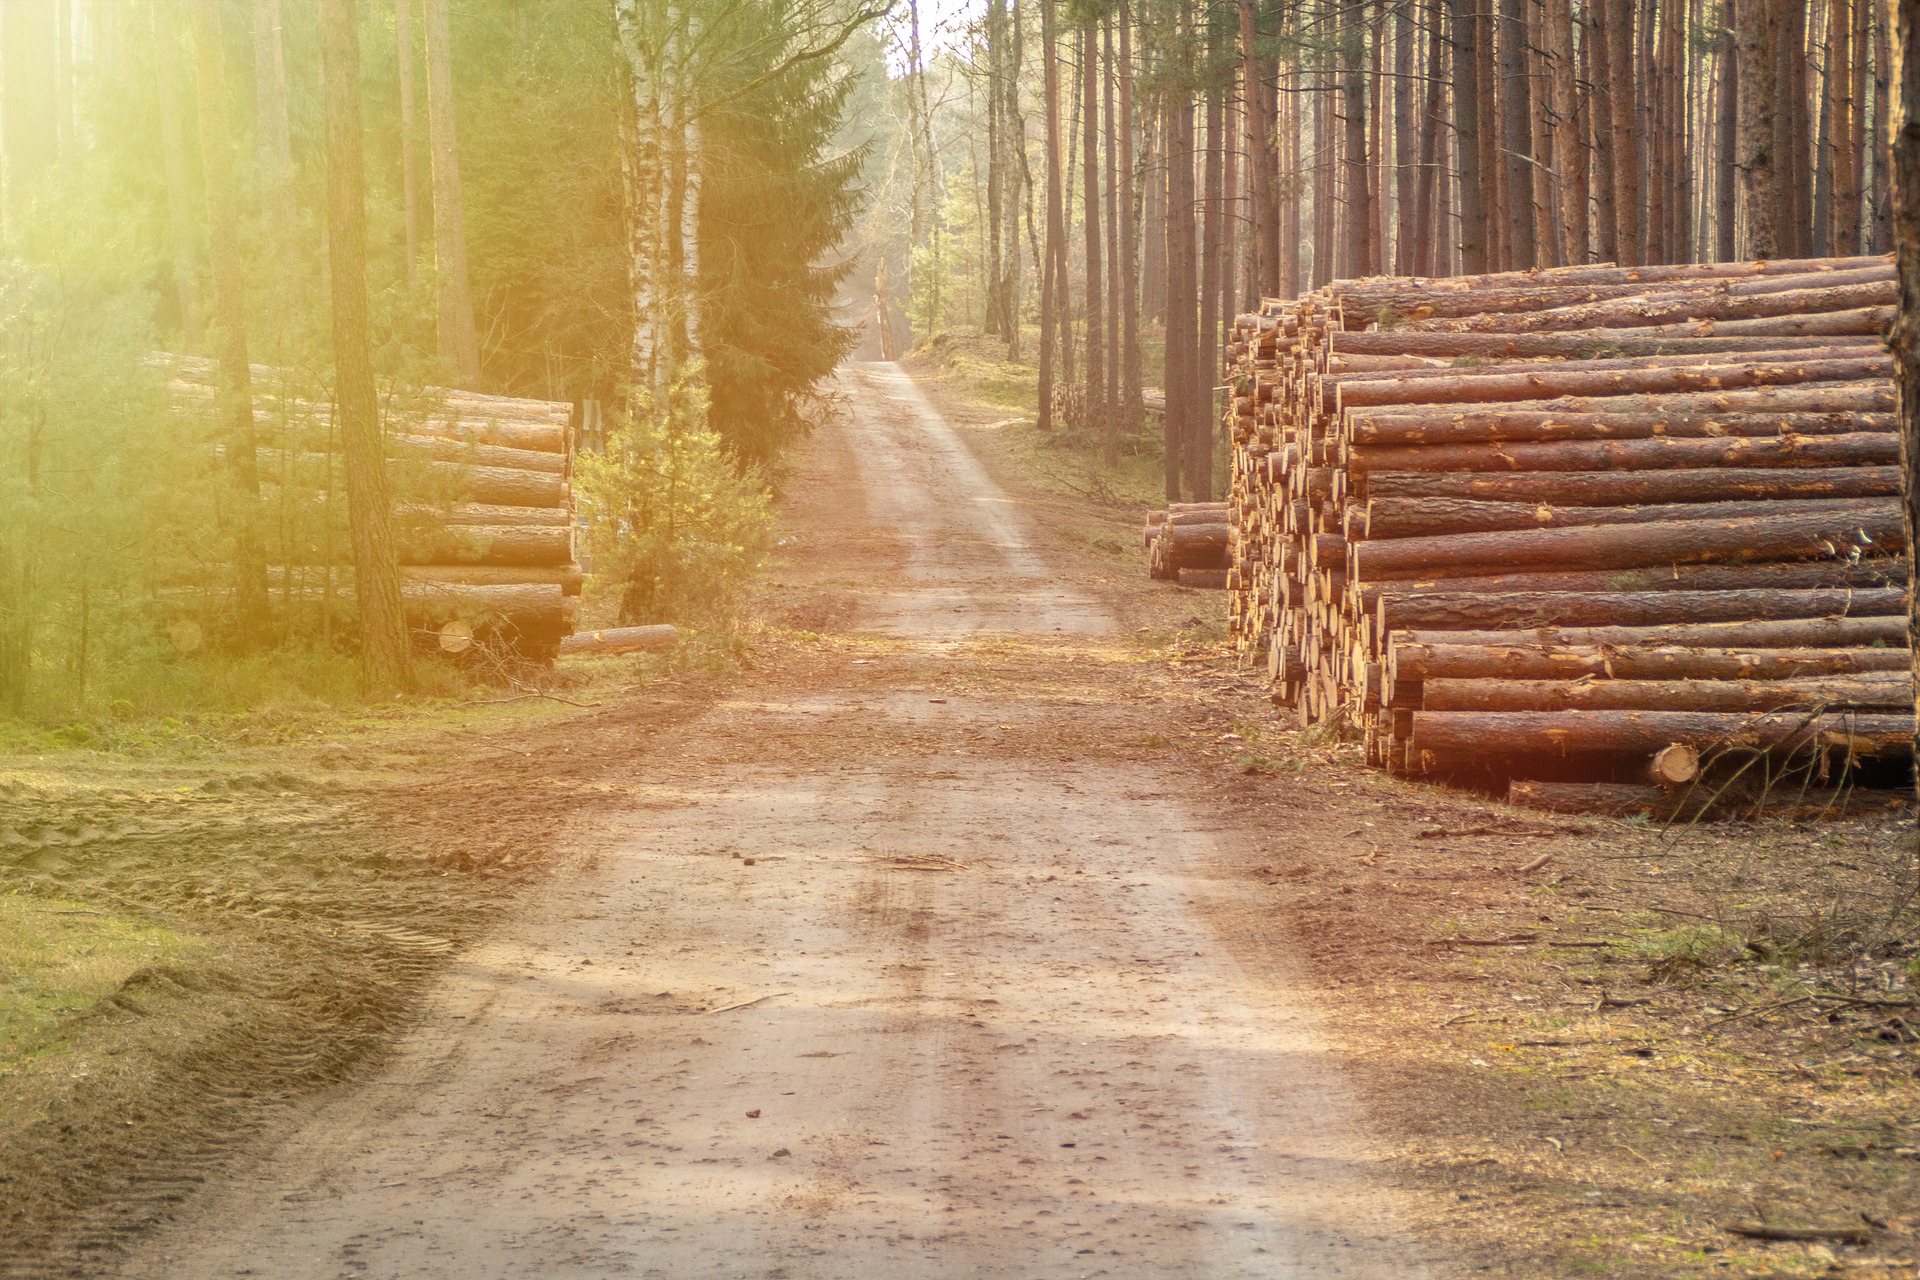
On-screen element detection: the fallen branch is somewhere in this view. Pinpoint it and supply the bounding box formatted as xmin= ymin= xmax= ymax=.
xmin=1422 ymin=933 xmax=1541 ymax=947
xmin=704 ymin=992 xmax=793 ymax=1016
xmin=1721 ymin=1222 xmax=1873 ymax=1245
xmin=461 ymin=691 xmax=603 ymax=709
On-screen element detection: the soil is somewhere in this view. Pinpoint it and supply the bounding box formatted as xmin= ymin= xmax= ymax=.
xmin=2 ymin=359 xmax=1914 ymax=1278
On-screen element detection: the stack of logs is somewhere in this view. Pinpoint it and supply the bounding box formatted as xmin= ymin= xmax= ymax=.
xmin=160 ymin=355 xmax=580 ymax=661
xmin=1223 ymin=254 xmax=1914 ymax=810
xmin=1146 ymin=502 xmax=1231 ymax=587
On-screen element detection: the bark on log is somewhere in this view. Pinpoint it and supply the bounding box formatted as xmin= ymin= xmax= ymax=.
xmin=1378 ymin=587 xmax=1908 ymax=632
xmin=1326 ymin=327 xmax=1889 ymax=359
xmin=1409 ymin=709 xmax=1911 ymax=757
xmin=1347 ymin=408 xmax=1896 ymax=446
xmin=558 ymin=624 xmax=680 ymax=656
xmin=1418 ymin=673 xmax=1911 ymax=711
xmin=1396 ymin=613 xmax=1906 ymax=650
xmin=1363 ymin=495 xmax=1890 ymax=540
xmin=1400 ymin=279 xmax=1897 ymax=333
xmin=1388 ymin=643 xmax=1911 ymax=683
xmin=1335 ymin=356 xmax=1889 ymax=410
xmin=259 ymin=451 xmax=567 ymax=507
xmin=1362 ymin=466 xmax=1901 ymax=506
xmin=1351 ymin=506 xmax=1904 ymax=579
xmin=393 ymin=525 xmax=572 ymax=567
xmin=1349 ymin=430 xmax=1900 ymax=477
xmin=1353 ymin=560 xmax=1910 ymax=607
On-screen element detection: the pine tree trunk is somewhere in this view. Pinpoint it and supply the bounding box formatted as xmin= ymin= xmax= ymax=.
xmin=1412 ymin=4 xmax=1443 ymax=276
xmin=1451 ymin=0 xmax=1488 ymax=273
xmin=985 ymin=0 xmax=1008 ymax=343
xmin=1889 ymin=0 xmax=1920 ymax=799
xmin=1039 ymin=0 xmax=1063 ymax=429
xmin=1241 ymin=0 xmax=1279 ymax=296
xmin=423 ymin=0 xmax=482 ymax=387
xmin=1874 ymin=2 xmax=1893 ymax=251
xmin=191 ymin=0 xmax=272 ymax=639
xmin=1118 ymin=9 xmax=1141 ymax=433
xmin=1591 ymin=0 xmax=1619 ymax=261
xmin=1475 ymin=0 xmax=1503 ymax=267
xmin=1607 ymin=0 xmax=1640 ymax=265
xmin=1549 ymin=0 xmax=1585 ymax=264
xmin=1200 ymin=52 xmax=1224 ymax=481
xmin=1103 ymin=18 xmax=1120 ymax=438
xmin=1716 ymin=24 xmax=1738 ymax=260
xmin=396 ymin=0 xmax=422 ymax=285
xmin=1165 ymin=91 xmax=1194 ymax=497
xmin=1437 ymin=63 xmax=1456 ymax=273
xmin=1313 ymin=60 xmax=1333 ymax=286
xmin=1081 ymin=23 xmax=1105 ymax=435
xmin=1787 ymin=0 xmax=1815 ymax=256
xmin=1143 ymin=104 xmax=1165 ymax=319
xmin=1343 ymin=0 xmax=1372 ymax=278
xmin=151 ymin=1 xmax=204 ymax=349
xmin=320 ymin=0 xmax=411 ymax=693
xmin=1282 ymin=62 xmax=1302 ymax=293
xmin=1497 ymin=0 xmax=1536 ymax=267
xmin=1834 ymin=0 xmax=1862 ymax=253
xmin=1393 ymin=0 xmax=1416 ymax=273
xmin=1005 ymin=0 xmax=1025 ymax=359
xmin=1646 ymin=1 xmax=1670 ymax=263
xmin=1736 ymin=0 xmax=1779 ymax=257
xmin=252 ymin=0 xmax=298 ymax=303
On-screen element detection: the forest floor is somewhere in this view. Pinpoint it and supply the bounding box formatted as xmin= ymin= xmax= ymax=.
xmin=0 ymin=357 xmax=1914 ymax=1278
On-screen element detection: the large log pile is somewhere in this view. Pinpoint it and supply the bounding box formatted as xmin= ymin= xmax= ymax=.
xmin=158 ymin=354 xmax=580 ymax=661
xmin=1222 ymin=255 xmax=1913 ymax=806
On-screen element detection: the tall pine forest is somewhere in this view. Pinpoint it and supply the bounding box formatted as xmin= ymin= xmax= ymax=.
xmin=0 ymin=0 xmax=1903 ymax=725
xmin=872 ymin=0 xmax=1898 ymax=501
xmin=0 ymin=0 xmax=874 ymax=725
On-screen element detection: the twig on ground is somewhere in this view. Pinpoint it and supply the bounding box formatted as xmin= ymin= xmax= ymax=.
xmin=462 ymin=692 xmax=604 ymax=709
xmin=704 ymin=992 xmax=793 ymax=1016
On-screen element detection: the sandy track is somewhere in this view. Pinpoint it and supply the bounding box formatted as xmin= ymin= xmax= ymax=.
xmin=116 ymin=364 xmax=1432 ymax=1278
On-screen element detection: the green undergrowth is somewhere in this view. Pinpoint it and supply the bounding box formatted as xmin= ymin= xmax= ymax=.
xmin=0 ymin=892 xmax=207 ymax=1078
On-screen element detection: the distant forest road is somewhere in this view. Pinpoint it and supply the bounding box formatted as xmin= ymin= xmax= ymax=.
xmin=116 ymin=363 xmax=1433 ymax=1279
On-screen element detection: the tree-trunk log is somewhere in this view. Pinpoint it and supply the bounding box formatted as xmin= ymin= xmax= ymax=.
xmin=1335 ymin=355 xmax=1889 ymax=410
xmin=1362 ymin=495 xmax=1889 ymax=540
xmin=558 ymin=624 xmax=680 ymax=656
xmin=1396 ymin=613 xmax=1905 ymax=650
xmin=1349 ymin=431 xmax=1899 ymax=477
xmin=1353 ymin=559 xmax=1910 ymax=609
xmin=1418 ymin=673 xmax=1910 ymax=711
xmin=1400 ymin=279 xmax=1897 ymax=333
xmin=1348 ymin=408 xmax=1895 ymax=447
xmin=1351 ymin=505 xmax=1905 ymax=579
xmin=1326 ymin=326 xmax=1890 ymax=359
xmin=1361 ymin=465 xmax=1900 ymax=506
xmin=1409 ymin=709 xmax=1911 ymax=758
xmin=1378 ymin=587 xmax=1908 ymax=632
xmin=1388 ymin=643 xmax=1911 ymax=683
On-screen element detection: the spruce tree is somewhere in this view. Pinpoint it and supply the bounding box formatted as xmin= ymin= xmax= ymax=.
xmin=696 ymin=32 xmax=863 ymax=466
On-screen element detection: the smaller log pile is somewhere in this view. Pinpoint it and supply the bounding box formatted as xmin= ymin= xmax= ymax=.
xmin=1222 ymin=255 xmax=1913 ymax=810
xmin=1145 ymin=502 xmax=1231 ymax=587
xmin=159 ymin=354 xmax=580 ymax=661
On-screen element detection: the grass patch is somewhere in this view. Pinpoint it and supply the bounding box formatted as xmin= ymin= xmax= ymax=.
xmin=0 ymin=892 xmax=206 ymax=1075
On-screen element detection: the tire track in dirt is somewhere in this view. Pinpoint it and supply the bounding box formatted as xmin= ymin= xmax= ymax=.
xmin=111 ymin=362 xmax=1436 ymax=1278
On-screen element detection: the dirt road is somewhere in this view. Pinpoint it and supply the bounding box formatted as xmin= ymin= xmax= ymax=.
xmin=117 ymin=363 xmax=1433 ymax=1278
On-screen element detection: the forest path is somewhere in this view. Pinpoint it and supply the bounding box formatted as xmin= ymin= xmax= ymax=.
xmin=114 ymin=362 xmax=1430 ymax=1279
